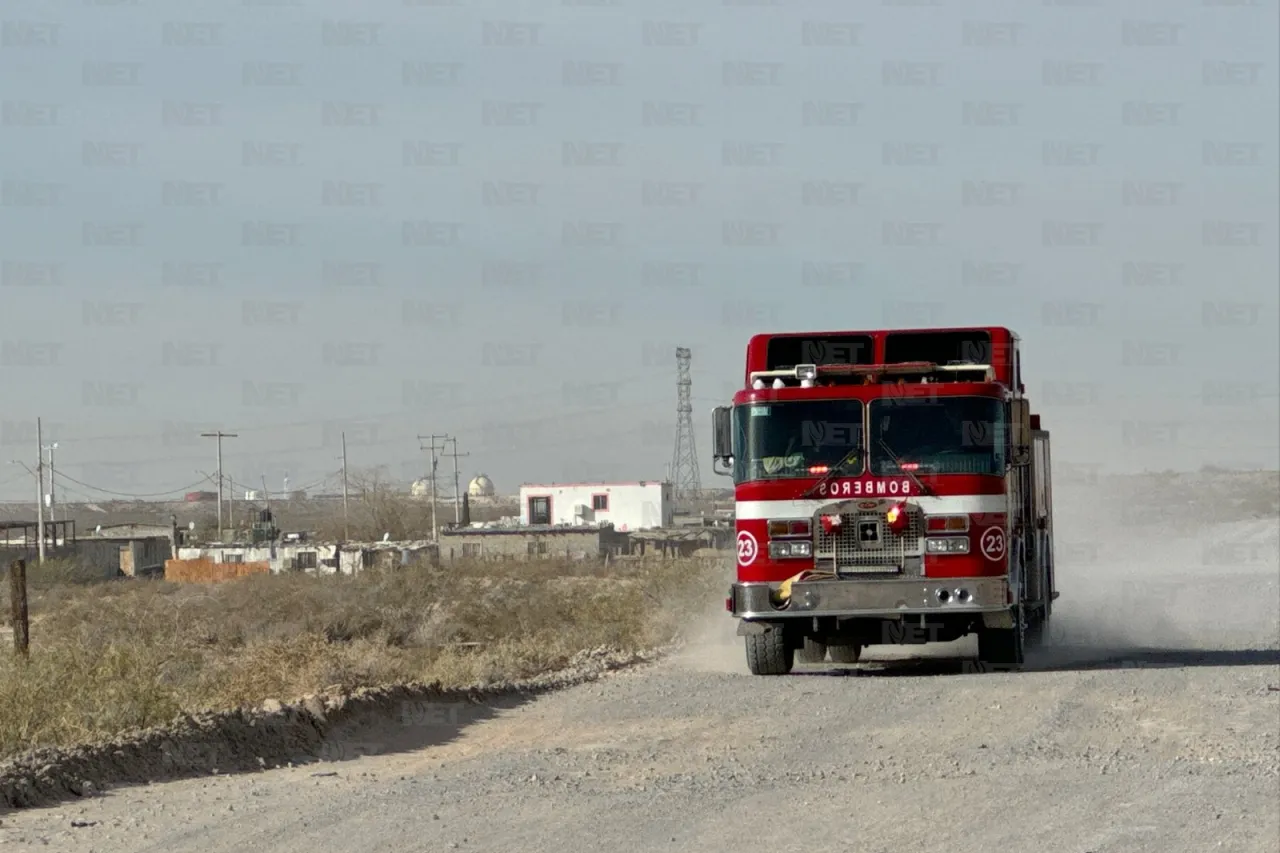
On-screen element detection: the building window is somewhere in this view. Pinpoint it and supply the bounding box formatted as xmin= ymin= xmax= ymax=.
xmin=362 ymin=549 xmax=376 ymax=569
xmin=528 ymin=495 xmax=551 ymax=525
xmin=526 ymin=539 xmax=549 ymax=556
xmin=591 ymin=493 xmax=608 ymax=511
xmin=295 ymin=551 xmax=317 ymax=570
xmin=223 ymin=553 xmax=243 ymax=564
xmin=461 ymin=543 xmax=480 ymax=558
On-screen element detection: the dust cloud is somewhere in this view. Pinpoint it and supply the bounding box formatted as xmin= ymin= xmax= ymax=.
xmin=668 ymin=563 xmax=746 ymax=675
xmin=671 ymin=470 xmax=1279 ymax=674
xmin=1034 ymin=469 xmax=1280 ymax=667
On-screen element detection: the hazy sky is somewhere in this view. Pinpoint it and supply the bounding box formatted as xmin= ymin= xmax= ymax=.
xmin=1 ymin=0 xmax=1277 ymax=503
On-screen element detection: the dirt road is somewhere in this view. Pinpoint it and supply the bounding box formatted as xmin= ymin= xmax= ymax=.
xmin=2 ymin=475 xmax=1277 ymax=852
xmin=0 ymin=647 xmax=1275 ymax=852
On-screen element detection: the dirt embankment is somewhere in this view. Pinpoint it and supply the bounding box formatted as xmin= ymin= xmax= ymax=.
xmin=0 ymin=646 xmax=664 ymax=810
xmin=0 ymin=555 xmax=724 ymax=811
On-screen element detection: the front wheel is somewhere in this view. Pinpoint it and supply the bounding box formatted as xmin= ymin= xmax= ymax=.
xmin=745 ymin=623 xmax=794 ymax=675
xmin=976 ymin=609 xmax=1026 ymax=671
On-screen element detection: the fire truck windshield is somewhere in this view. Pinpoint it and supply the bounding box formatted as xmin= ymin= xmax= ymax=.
xmin=869 ymin=396 xmax=1005 ymax=476
xmin=732 ymin=400 xmax=864 ymax=483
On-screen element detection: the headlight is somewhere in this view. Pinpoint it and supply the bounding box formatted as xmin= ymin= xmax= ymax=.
xmin=769 ymin=540 xmax=812 ymax=559
xmin=925 ymin=536 xmax=970 ymax=554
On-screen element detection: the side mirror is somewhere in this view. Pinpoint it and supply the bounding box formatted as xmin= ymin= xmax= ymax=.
xmin=711 ymin=406 xmax=732 ymax=459
xmin=711 ymin=406 xmax=733 ymax=476
xmin=1009 ymin=398 xmax=1032 ymax=467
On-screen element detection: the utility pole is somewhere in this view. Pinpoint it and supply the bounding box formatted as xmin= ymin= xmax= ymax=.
xmin=41 ymin=441 xmax=58 ymax=524
xmin=446 ymin=437 xmax=470 ymax=525
xmin=35 ymin=418 xmax=45 ymax=564
xmin=340 ymin=431 xmax=350 ymax=540
xmin=417 ymin=434 xmax=449 ymax=541
xmin=201 ymin=431 xmax=237 ymax=539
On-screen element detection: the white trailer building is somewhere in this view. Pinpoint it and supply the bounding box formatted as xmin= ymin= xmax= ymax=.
xmin=518 ymin=481 xmax=673 ymax=531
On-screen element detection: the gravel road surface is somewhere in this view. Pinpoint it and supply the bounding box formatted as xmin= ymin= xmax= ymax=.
xmin=2 ymin=481 xmax=1277 ymax=852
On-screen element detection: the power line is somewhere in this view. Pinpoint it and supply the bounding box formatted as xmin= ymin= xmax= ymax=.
xmin=18 ymin=380 xmax=672 ymax=444
xmin=51 ymin=470 xmax=215 ymax=499
xmin=217 ymin=470 xmax=337 ymax=497
xmin=5 ymin=416 xmax=690 ymax=502
xmin=0 ymin=471 xmax=28 ymax=488
xmin=9 ymin=399 xmax=675 ymax=471
xmin=14 ymin=390 xmax=678 ymax=447
xmin=14 ymin=419 xmax=671 ymax=499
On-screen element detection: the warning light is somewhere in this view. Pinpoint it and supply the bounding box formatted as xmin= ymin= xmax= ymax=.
xmin=885 ymin=502 xmax=909 ymax=535
xmin=808 ymin=465 xmax=830 ymax=475
xmin=899 ymin=462 xmax=920 ymax=472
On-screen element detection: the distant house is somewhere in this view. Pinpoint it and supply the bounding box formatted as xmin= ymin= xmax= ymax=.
xmin=78 ymin=535 xmax=172 ymax=577
xmin=439 ymin=525 xmax=629 ymax=561
xmin=174 ymin=540 xmax=439 ymax=576
xmin=517 ymin=481 xmax=673 ymax=531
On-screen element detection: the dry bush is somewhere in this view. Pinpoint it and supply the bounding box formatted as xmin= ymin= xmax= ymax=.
xmin=25 ymin=556 xmax=112 ymax=590
xmin=312 ymin=467 xmax=436 ymax=541
xmin=0 ymin=555 xmax=727 ymax=761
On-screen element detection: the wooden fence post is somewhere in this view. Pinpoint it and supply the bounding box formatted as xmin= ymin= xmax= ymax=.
xmin=9 ymin=558 xmax=29 ymax=658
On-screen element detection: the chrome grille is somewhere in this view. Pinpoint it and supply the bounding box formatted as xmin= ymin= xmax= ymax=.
xmin=814 ymin=507 xmax=924 ymax=574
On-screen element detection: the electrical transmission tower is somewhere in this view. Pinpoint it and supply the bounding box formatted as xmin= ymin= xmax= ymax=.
xmin=669 ymin=346 xmax=701 ymax=506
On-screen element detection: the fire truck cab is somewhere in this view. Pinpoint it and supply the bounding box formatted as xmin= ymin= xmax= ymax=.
xmin=711 ymin=326 xmax=1056 ymax=674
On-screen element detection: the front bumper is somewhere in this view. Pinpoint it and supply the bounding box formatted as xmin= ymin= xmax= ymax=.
xmin=730 ymin=577 xmax=1009 ymax=620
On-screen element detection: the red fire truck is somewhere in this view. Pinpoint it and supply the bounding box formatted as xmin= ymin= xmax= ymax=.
xmin=712 ymin=326 xmax=1056 ymax=674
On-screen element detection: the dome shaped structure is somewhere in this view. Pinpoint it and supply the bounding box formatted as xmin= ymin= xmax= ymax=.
xmin=410 ymin=478 xmax=432 ymax=498
xmin=468 ymin=474 xmax=495 ymax=497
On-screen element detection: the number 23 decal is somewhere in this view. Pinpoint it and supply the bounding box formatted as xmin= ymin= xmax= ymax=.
xmin=979 ymin=527 xmax=1006 ymax=561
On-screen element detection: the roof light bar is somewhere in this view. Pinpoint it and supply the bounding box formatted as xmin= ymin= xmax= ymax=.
xmin=746 ymin=361 xmax=995 ymax=388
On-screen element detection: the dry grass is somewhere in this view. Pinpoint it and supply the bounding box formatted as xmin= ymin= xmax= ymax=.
xmin=0 ymin=556 xmax=727 ymax=762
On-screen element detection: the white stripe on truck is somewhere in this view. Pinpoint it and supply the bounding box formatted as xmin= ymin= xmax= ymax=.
xmin=735 ymin=494 xmax=1008 ymax=521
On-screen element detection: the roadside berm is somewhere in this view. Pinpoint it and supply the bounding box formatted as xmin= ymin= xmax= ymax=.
xmin=0 ymin=645 xmax=664 ymax=811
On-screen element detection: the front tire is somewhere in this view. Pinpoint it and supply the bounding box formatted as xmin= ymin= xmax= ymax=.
xmin=796 ymin=637 xmax=827 ymax=664
xmin=745 ymin=623 xmax=794 ymax=675
xmin=976 ymin=608 xmax=1026 ymax=671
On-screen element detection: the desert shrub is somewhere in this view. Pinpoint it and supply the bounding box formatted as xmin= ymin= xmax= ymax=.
xmin=0 ymin=555 xmax=727 ymax=761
